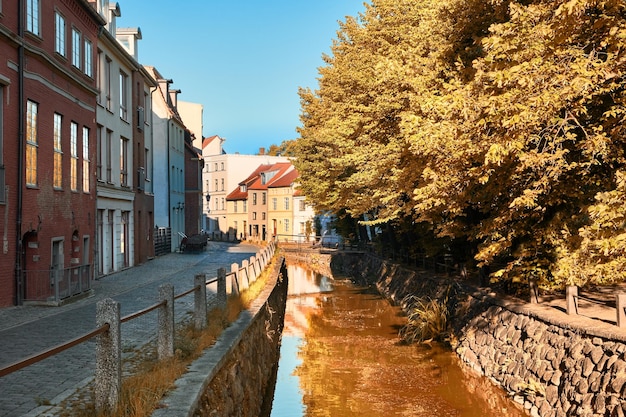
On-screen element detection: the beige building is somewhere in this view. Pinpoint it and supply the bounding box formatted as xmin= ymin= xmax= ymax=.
xmin=202 ymin=138 xmax=288 ymax=238
xmin=267 ymin=169 xmax=299 ymax=241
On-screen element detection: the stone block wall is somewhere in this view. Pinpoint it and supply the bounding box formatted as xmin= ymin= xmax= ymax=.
xmin=152 ymin=257 xmax=288 ymax=417
xmin=332 ymin=252 xmax=626 ymax=417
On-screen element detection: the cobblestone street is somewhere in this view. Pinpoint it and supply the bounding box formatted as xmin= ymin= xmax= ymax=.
xmin=0 ymin=241 xmax=259 ymax=417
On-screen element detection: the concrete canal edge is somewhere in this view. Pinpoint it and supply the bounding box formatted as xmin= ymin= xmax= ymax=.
xmin=151 ymin=257 xmax=288 ymax=417
xmin=332 ymin=252 xmax=626 ymax=417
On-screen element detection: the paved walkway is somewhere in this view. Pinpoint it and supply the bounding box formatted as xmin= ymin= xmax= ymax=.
xmin=0 ymin=241 xmax=259 ymax=417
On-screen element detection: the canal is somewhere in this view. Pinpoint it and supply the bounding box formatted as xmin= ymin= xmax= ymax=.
xmin=267 ymin=263 xmax=526 ymax=417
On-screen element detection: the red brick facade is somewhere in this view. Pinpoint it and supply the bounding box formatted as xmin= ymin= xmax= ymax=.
xmin=185 ymin=136 xmax=203 ymax=237
xmin=0 ymin=0 xmax=104 ymax=306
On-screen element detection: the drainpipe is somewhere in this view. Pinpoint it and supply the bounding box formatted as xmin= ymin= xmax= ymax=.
xmin=15 ymin=0 xmax=25 ymax=305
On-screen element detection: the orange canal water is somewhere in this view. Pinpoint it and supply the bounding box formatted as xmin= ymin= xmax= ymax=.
xmin=266 ymin=263 xmax=526 ymax=417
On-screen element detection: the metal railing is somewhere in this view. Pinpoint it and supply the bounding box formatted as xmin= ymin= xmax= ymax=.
xmin=23 ymin=264 xmax=91 ymax=304
xmin=0 ymin=241 xmax=276 ymax=414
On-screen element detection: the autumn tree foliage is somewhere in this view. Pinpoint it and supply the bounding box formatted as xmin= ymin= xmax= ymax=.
xmin=293 ymin=0 xmax=626 ymax=289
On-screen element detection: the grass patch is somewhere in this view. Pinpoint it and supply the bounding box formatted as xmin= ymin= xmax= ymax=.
xmin=62 ymin=258 xmax=276 ymax=417
xmin=399 ymin=294 xmax=449 ymax=344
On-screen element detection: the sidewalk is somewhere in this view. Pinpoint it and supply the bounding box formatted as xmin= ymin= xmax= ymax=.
xmin=0 ymin=241 xmax=259 ymax=417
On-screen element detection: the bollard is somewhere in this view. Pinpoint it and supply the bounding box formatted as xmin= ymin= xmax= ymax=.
xmin=566 ymin=286 xmax=578 ymax=315
xmin=250 ymin=256 xmax=258 ymax=282
xmin=158 ymin=284 xmax=174 ymax=359
xmin=230 ymin=263 xmax=240 ymax=295
xmin=241 ymin=260 xmax=250 ymax=290
xmin=194 ymin=274 xmax=207 ymax=330
xmin=217 ymin=267 xmax=227 ymax=309
xmin=95 ymin=298 xmax=121 ymax=415
xmin=617 ymin=294 xmax=626 ymax=328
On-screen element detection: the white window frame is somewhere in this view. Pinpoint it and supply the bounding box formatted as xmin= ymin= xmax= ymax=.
xmin=82 ymin=126 xmax=90 ymax=192
xmin=26 ymin=0 xmax=40 ymax=36
xmin=84 ymin=39 xmax=93 ymax=77
xmin=55 ymin=12 xmax=66 ymax=56
xmin=72 ymin=28 xmax=81 ymax=68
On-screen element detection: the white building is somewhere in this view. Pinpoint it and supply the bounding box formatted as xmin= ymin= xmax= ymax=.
xmin=178 ymin=101 xmax=204 ymax=149
xmin=93 ymin=2 xmax=139 ymax=275
xmin=293 ymin=191 xmax=316 ymax=243
xmin=146 ymin=66 xmax=187 ymax=252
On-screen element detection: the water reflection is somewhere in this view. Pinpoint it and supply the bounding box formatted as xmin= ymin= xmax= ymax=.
xmin=270 ymin=264 xmax=525 ymax=417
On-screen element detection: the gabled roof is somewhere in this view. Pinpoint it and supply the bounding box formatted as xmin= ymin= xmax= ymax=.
xmin=268 ymin=168 xmax=298 ymax=188
xmin=225 ymin=164 xmax=274 ymax=201
xmin=248 ymin=162 xmax=294 ymax=191
xmin=203 ymin=135 xmax=224 ymax=149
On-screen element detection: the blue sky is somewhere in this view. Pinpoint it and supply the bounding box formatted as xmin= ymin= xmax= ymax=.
xmin=118 ymin=1 xmax=368 ymax=155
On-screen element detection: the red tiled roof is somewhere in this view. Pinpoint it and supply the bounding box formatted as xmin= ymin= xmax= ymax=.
xmin=248 ymin=162 xmax=293 ymax=190
xmin=268 ymin=168 xmax=298 ymax=188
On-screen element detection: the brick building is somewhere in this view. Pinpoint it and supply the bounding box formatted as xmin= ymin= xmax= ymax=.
xmin=0 ymin=0 xmax=105 ymax=306
xmin=184 ymin=134 xmax=203 ymax=237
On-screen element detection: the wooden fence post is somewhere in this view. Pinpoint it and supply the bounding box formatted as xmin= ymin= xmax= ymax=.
xmin=566 ymin=286 xmax=578 ymax=315
xmin=194 ymin=274 xmax=207 ymax=330
xmin=617 ymin=294 xmax=626 ymax=328
xmin=529 ymin=279 xmax=539 ymax=304
xmin=95 ymin=298 xmax=121 ymax=415
xmin=158 ymin=284 xmax=174 ymax=359
xmin=230 ymin=263 xmax=240 ymax=295
xmin=217 ymin=267 xmax=227 ymax=309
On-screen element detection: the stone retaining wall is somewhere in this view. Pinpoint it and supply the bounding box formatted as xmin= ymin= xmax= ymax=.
xmin=152 ymin=257 xmax=288 ymax=417
xmin=332 ymin=252 xmax=626 ymax=417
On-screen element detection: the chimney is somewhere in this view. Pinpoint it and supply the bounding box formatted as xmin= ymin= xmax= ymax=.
xmin=169 ymin=89 xmax=181 ymax=110
xmin=259 ymin=147 xmax=265 ymax=155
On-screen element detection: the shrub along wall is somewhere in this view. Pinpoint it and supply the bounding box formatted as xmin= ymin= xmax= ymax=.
xmin=331 ymin=253 xmax=626 ymax=417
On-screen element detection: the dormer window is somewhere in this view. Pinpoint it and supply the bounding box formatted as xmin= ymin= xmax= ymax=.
xmin=240 ymin=185 xmax=246 ymax=192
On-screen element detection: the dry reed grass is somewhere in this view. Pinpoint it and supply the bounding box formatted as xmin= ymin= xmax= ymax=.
xmin=61 ymin=258 xmax=274 ymax=417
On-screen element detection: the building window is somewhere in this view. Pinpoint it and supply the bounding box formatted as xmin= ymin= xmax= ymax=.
xmin=105 ymin=56 xmax=112 ymax=110
xmin=284 ymin=197 xmax=290 ymax=210
xmin=252 ymin=193 xmax=257 ymax=205
xmin=221 ymin=162 xmax=224 ymax=171
xmin=96 ymin=126 xmax=103 ymax=180
xmin=221 ymin=198 xmax=225 ymax=210
xmin=120 ymin=137 xmax=128 ymax=186
xmin=285 ymin=219 xmax=290 ymax=233
xmin=214 ymin=163 xmax=217 ymax=172
xmin=119 ymin=71 xmax=128 ymax=120
xmin=233 ymin=201 xmax=237 ymax=213
xmin=221 ymin=178 xmax=224 ymax=191
xmin=144 ymin=148 xmax=150 ymax=182
xmin=299 ymin=200 xmax=306 ymax=211
xmin=262 ymin=212 xmax=266 ymax=220
xmin=252 ymin=212 xmax=256 ymax=220
xmin=70 ymin=122 xmax=78 ymax=191
xmin=106 ymin=129 xmax=112 ymax=182
xmin=55 ymin=12 xmax=65 ymax=56
xmin=72 ymin=28 xmax=81 ymax=68
xmin=214 ymin=179 xmax=218 ymax=191
xmin=53 ymin=113 xmax=62 ymax=188
xmin=26 ymin=0 xmax=40 ymax=36
xmin=83 ymin=127 xmax=90 ymax=192
xmin=243 ymin=200 xmax=247 ymax=212
xmin=84 ymin=39 xmax=93 ymax=77
xmin=26 ymin=100 xmax=38 ymax=186
xmin=262 ymin=192 xmax=266 ymax=205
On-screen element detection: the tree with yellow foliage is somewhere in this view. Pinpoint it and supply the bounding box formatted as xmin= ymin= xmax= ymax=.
xmin=294 ymin=0 xmax=626 ymax=289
